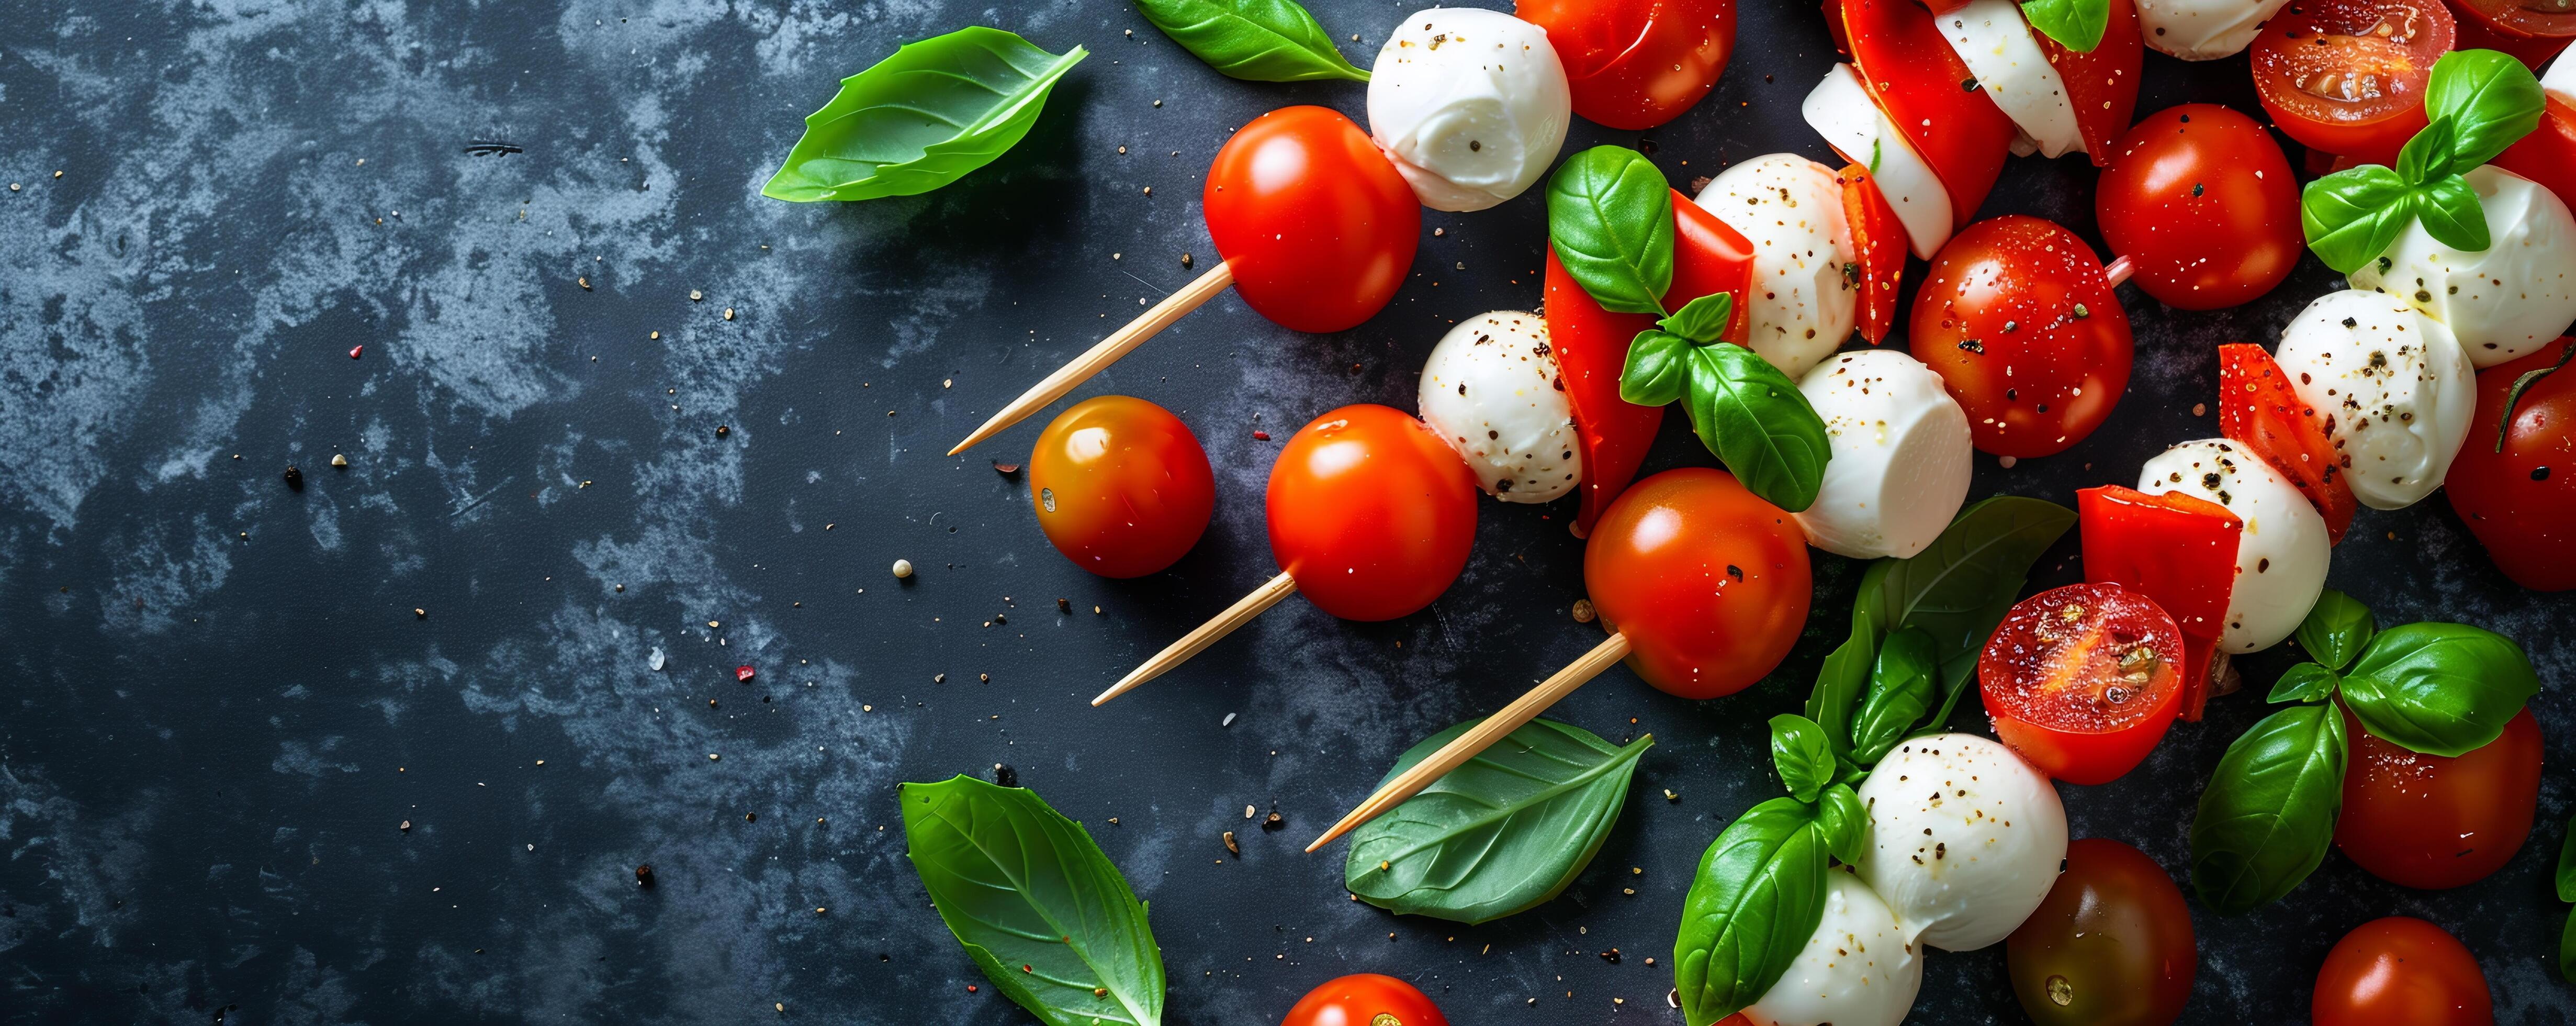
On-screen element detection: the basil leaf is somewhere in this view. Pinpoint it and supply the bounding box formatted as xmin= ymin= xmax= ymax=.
xmin=1546 ymin=147 xmax=1676 ymax=316
xmin=2558 ymin=813 xmax=2576 ymax=902
xmin=1674 ymin=799 xmax=1829 ymax=1024
xmin=1681 ymin=343 xmax=1832 ymax=512
xmin=2265 ymin=662 xmax=2341 ymax=705
xmin=2561 ymin=908 xmax=2576 ymax=984
xmin=2294 ymin=589 xmax=2376 ymax=671
xmin=2302 ymin=165 xmax=2417 ymax=275
xmin=2426 ymin=49 xmax=2545 ymax=170
xmin=1817 ymin=783 xmax=1870 ymax=865
xmin=1770 ymin=715 xmax=1836 ymax=802
xmin=1870 ymin=496 xmax=2079 ymax=700
xmin=1621 ymin=329 xmax=1693 ymax=407
xmin=1135 ymin=0 xmax=1370 ymax=83
xmin=2019 ymin=0 xmax=2110 ymax=51
xmin=2338 ymin=622 xmax=2540 ymax=756
xmin=763 ymin=28 xmax=1087 ymax=203
xmin=2414 ymin=173 xmax=2492 ymax=253
xmin=1851 ymin=627 xmax=1938 ymax=764
xmin=901 ymin=776 xmax=1165 ymax=1026
xmin=1346 ymin=719 xmax=1653 ymax=924
xmin=2190 ymin=704 xmax=2348 ymax=916
xmin=1805 ymin=608 xmax=1880 ymax=763
xmin=2397 ymin=115 xmax=2460 ymax=184
xmin=1659 ymin=291 xmax=1736 ymax=344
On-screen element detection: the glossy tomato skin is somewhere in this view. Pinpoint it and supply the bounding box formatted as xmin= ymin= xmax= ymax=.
xmin=1840 ymin=0 xmax=2018 ymax=228
xmin=2038 ymin=0 xmax=2145 ymax=164
xmin=1267 ymin=405 xmax=1479 ymax=622
xmin=1028 ymin=397 xmax=1217 ymax=578
xmin=2252 ymin=0 xmax=2455 ymax=165
xmin=2220 ymin=343 xmax=2357 ymax=543
xmin=1204 ymin=107 xmax=1420 ymax=334
xmin=2447 ymin=338 xmax=2576 ymax=590
xmin=2077 ymin=485 xmax=2242 ymax=720
xmin=2007 ymin=838 xmax=2196 ymax=1026
xmin=1838 ymin=163 xmax=1905 ymax=344
xmin=1280 ymin=973 xmax=1450 ymax=1026
xmin=2491 ymin=100 xmax=2576 ymax=213
xmin=1910 ymin=216 xmax=2133 ymax=457
xmin=1979 ymin=583 xmax=2186 ymax=784
xmin=2446 ymin=0 xmax=2576 ymax=67
xmin=2097 ymin=106 xmax=2302 ymax=310
xmin=1584 ymin=469 xmax=1810 ymax=699
xmin=1515 ymin=0 xmax=1735 ymax=129
xmin=2313 ymin=917 xmax=2494 ymax=1026
xmin=2334 ymin=707 xmax=2543 ymax=889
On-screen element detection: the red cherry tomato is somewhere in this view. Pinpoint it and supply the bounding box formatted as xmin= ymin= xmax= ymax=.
xmin=1909 ymin=216 xmax=2133 ymax=457
xmin=1027 ymin=396 xmax=1217 ymax=578
xmin=1979 ymin=583 xmax=2185 ymax=784
xmin=1266 ymin=405 xmax=1478 ymax=621
xmin=2007 ymin=838 xmax=2197 ymax=1026
xmin=1280 ymin=973 xmax=1450 ymax=1026
xmin=2334 ymin=706 xmax=2543 ymax=889
xmin=1584 ymin=469 xmax=1810 ymax=699
xmin=1515 ymin=0 xmax=1735 ymax=130
xmin=2492 ymin=99 xmax=2576 ymax=210
xmin=1203 ymin=106 xmax=1420 ymax=334
xmin=2445 ymin=0 xmax=2576 ymax=67
xmin=2447 ymin=338 xmax=2576 ymax=589
xmin=2097 ymin=106 xmax=2303 ymax=310
xmin=1838 ymin=163 xmax=1905 ymax=344
xmin=2037 ymin=0 xmax=2145 ymax=165
xmin=2313 ymin=917 xmax=2494 ymax=1026
xmin=1838 ymin=0 xmax=2019 ymax=231
xmin=2077 ymin=485 xmax=2241 ymax=721
xmin=2219 ymin=343 xmax=2358 ymax=543
xmin=2252 ymin=0 xmax=2455 ymax=166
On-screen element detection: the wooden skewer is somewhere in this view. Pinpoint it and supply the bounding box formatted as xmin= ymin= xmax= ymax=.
xmin=1092 ymin=570 xmax=1299 ymax=707
xmin=2103 ymin=254 xmax=2132 ymax=288
xmin=950 ymin=261 xmax=1238 ymax=456
xmin=1306 ymin=631 xmax=1636 ymax=852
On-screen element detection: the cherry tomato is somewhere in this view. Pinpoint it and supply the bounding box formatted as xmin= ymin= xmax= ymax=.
xmin=1910 ymin=216 xmax=2133 ymax=457
xmin=1584 ymin=469 xmax=1810 ymax=699
xmin=2334 ymin=706 xmax=2542 ymax=889
xmin=1839 ymin=0 xmax=2019 ymax=232
xmin=2219 ymin=343 xmax=2357 ymax=543
xmin=1515 ymin=0 xmax=1735 ymax=130
xmin=1203 ymin=106 xmax=1420 ymax=334
xmin=2313 ymin=917 xmax=2494 ymax=1026
xmin=2447 ymin=338 xmax=2576 ymax=590
xmin=2491 ymin=99 xmax=2576 ymax=213
xmin=1838 ymin=163 xmax=1905 ymax=344
xmin=2077 ymin=485 xmax=2241 ymax=721
xmin=1980 ymin=583 xmax=2185 ymax=784
xmin=1267 ymin=405 xmax=1478 ymax=622
xmin=1027 ymin=396 xmax=1217 ymax=578
xmin=2445 ymin=0 xmax=2576 ymax=67
xmin=2037 ymin=0 xmax=2145 ymax=165
xmin=1280 ymin=973 xmax=1450 ymax=1026
xmin=2097 ymin=106 xmax=2303 ymax=310
xmin=2007 ymin=838 xmax=2196 ymax=1026
xmin=2252 ymin=0 xmax=2455 ymax=166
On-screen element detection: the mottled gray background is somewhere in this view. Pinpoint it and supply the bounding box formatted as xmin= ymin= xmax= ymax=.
xmin=1 ymin=0 xmax=2571 ymax=1022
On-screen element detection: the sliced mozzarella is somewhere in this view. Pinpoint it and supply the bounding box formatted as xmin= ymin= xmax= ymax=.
xmin=1740 ymin=869 xmax=1923 ymax=1026
xmin=2138 ymin=439 xmax=2331 ymax=652
xmin=2275 ymin=289 xmax=2476 ymax=509
xmin=2135 ymin=0 xmax=2292 ymax=60
xmin=1799 ymin=63 xmax=1955 ymax=260
xmin=1854 ymin=733 xmax=2067 ymax=952
xmin=1696 ymin=154 xmax=1858 ymax=378
xmin=2347 ymin=165 xmax=2576 ymax=367
xmin=1939 ymin=0 xmax=2085 ymax=159
xmin=1417 ymin=310 xmax=1580 ymax=502
xmin=1368 ymin=8 xmax=1571 ymax=212
xmin=2546 ymin=50 xmax=2576 ymax=109
xmin=1793 ymin=350 xmax=1975 ymax=559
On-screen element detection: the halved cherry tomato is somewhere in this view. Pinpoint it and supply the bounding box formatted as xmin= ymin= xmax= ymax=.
xmin=1516 ymin=0 xmax=1736 ymax=129
xmin=2446 ymin=0 xmax=2576 ymax=67
xmin=1028 ymin=396 xmax=1217 ymax=578
xmin=2313 ymin=917 xmax=2493 ymax=1026
xmin=1910 ymin=216 xmax=2134 ymax=457
xmin=2078 ymin=486 xmax=2241 ymax=721
xmin=1839 ymin=0 xmax=2019 ymax=229
xmin=2448 ymin=338 xmax=2576 ymax=589
xmin=1838 ymin=163 xmax=1905 ymax=344
xmin=1280 ymin=973 xmax=1450 ymax=1026
xmin=2251 ymin=0 xmax=2455 ymax=166
xmin=2097 ymin=106 xmax=2304 ymax=310
xmin=1585 ymin=469 xmax=1810 ymax=699
xmin=2007 ymin=838 xmax=2197 ymax=1026
xmin=1204 ymin=106 xmax=1420 ymax=334
xmin=1266 ymin=405 xmax=1478 ymax=621
xmin=2335 ymin=706 xmax=2542 ymax=889
xmin=1979 ymin=583 xmax=2185 ymax=784
xmin=2219 ymin=343 xmax=2357 ymax=542
xmin=2037 ymin=0 xmax=2146 ymax=165
xmin=2492 ymin=99 xmax=2576 ymax=216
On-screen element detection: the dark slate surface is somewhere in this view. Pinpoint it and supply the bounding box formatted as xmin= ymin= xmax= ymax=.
xmin=2 ymin=1 xmax=2572 ymax=1022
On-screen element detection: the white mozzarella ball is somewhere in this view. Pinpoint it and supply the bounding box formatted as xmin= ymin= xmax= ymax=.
xmin=2347 ymin=165 xmax=2576 ymax=367
xmin=1793 ymin=351 xmax=1975 ymax=559
xmin=1939 ymin=0 xmax=2085 ymax=160
xmin=1417 ymin=310 xmax=1580 ymax=502
xmin=2138 ymin=439 xmax=2332 ymax=652
xmin=1696 ymin=154 xmax=1858 ymax=378
xmin=2275 ymin=289 xmax=2477 ymax=509
xmin=2135 ymin=0 xmax=2292 ymax=60
xmin=1855 ymin=733 xmax=2066 ymax=952
xmin=1368 ymin=8 xmax=1570 ymax=212
xmin=1740 ymin=869 xmax=1923 ymax=1026
xmin=1799 ymin=63 xmax=1955 ymax=260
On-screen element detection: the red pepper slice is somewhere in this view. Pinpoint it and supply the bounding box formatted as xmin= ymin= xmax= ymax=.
xmin=1839 ymin=0 xmax=2018 ymax=232
xmin=2218 ymin=342 xmax=2357 ymax=545
xmin=1837 ymin=163 xmax=1905 ymax=344
xmin=2492 ymin=97 xmax=2576 ymax=211
xmin=2078 ymin=485 xmax=2242 ymax=721
xmin=2033 ymin=0 xmax=2144 ymax=166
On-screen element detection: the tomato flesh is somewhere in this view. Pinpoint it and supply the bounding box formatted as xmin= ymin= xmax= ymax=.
xmin=2007 ymin=838 xmax=2197 ymax=1026
xmin=1979 ymin=583 xmax=2186 ymax=784
xmin=2037 ymin=0 xmax=2145 ymax=165
xmin=2077 ymin=486 xmax=2241 ymax=721
xmin=2313 ymin=917 xmax=2494 ymax=1026
xmin=1909 ymin=216 xmax=2133 ymax=457
xmin=2252 ymin=0 xmax=2454 ymax=166
xmin=2491 ymin=99 xmax=2576 ymax=222
xmin=1585 ymin=469 xmax=1811 ymax=699
xmin=2448 ymin=338 xmax=2576 ymax=589
xmin=1838 ymin=163 xmax=1905 ymax=344
xmin=2335 ymin=706 xmax=2542 ymax=889
xmin=1028 ymin=396 xmax=1217 ymax=578
xmin=2097 ymin=106 xmax=2303 ymax=310
xmin=1265 ymin=405 xmax=1479 ymax=621
xmin=2219 ymin=343 xmax=2358 ymax=542
xmin=1203 ymin=106 xmax=1420 ymax=334
xmin=1280 ymin=973 xmax=1451 ymax=1026
xmin=1517 ymin=0 xmax=1736 ymax=129
xmin=1840 ymin=0 xmax=2019 ymax=230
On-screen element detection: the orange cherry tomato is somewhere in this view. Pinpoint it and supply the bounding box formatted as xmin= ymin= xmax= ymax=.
xmin=1910 ymin=216 xmax=2133 ymax=458
xmin=1979 ymin=583 xmax=2185 ymax=784
xmin=2445 ymin=0 xmax=2576 ymax=67
xmin=1203 ymin=106 xmax=1420 ymax=334
xmin=2448 ymin=338 xmax=2576 ymax=589
xmin=2334 ymin=706 xmax=2542 ymax=889
xmin=2251 ymin=0 xmax=2454 ymax=166
xmin=2037 ymin=0 xmax=2145 ymax=165
xmin=2313 ymin=917 xmax=2494 ymax=1026
xmin=1515 ymin=0 xmax=1736 ymax=130
xmin=1266 ymin=405 xmax=1478 ymax=621
xmin=2491 ymin=99 xmax=2576 ymax=211
xmin=1583 ymin=469 xmax=1810 ymax=699
xmin=1838 ymin=163 xmax=1906 ymax=344
xmin=2007 ymin=838 xmax=2197 ymax=1026
xmin=1027 ymin=397 xmax=1216 ymax=578
xmin=1280 ymin=974 xmax=1450 ymax=1026
xmin=2097 ymin=106 xmax=2303 ymax=310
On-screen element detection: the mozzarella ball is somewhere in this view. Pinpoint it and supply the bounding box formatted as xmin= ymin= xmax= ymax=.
xmin=1368 ymin=8 xmax=1570 ymax=212
xmin=1740 ymin=869 xmax=1923 ymax=1026
xmin=2135 ymin=0 xmax=2292 ymax=60
xmin=2347 ymin=165 xmax=2576 ymax=367
xmin=1938 ymin=0 xmax=2085 ymax=160
xmin=1794 ymin=351 xmax=1975 ymax=559
xmin=1697 ymin=154 xmax=1858 ymax=378
xmin=2275 ymin=289 xmax=2477 ymax=509
xmin=1417 ymin=310 xmax=1580 ymax=502
xmin=2138 ymin=439 xmax=2332 ymax=652
xmin=1855 ymin=733 xmax=2067 ymax=952
xmin=1799 ymin=64 xmax=1955 ymax=260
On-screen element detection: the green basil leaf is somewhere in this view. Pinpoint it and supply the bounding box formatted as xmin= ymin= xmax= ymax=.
xmin=1817 ymin=783 xmax=1870 ymax=866
xmin=1546 ymin=147 xmax=1675 ymax=316
xmin=2397 ymin=114 xmax=2460 ymax=184
xmin=1674 ymin=799 xmax=1828 ymax=1025
xmin=901 ymin=776 xmax=1165 ymax=1026
xmin=2561 ymin=908 xmax=2576 ymax=984
xmin=1870 ymin=496 xmax=2079 ymax=702
xmin=2265 ymin=662 xmax=2341 ymax=705
xmin=2414 ymin=173 xmax=2492 ymax=253
xmin=2019 ymin=0 xmax=2110 ymax=51
xmin=2557 ymin=813 xmax=2576 ymax=902
xmin=763 ymin=28 xmax=1088 ymax=203
xmin=1681 ymin=342 xmax=1832 ymax=512
xmin=2190 ymin=704 xmax=2348 ymax=916
xmin=1659 ymin=291 xmax=1736 ymax=344
xmin=1770 ymin=715 xmax=1836 ymax=803
xmin=2294 ymin=589 xmax=2376 ymax=671
xmin=2302 ymin=165 xmax=2417 ymax=275
xmin=2425 ymin=49 xmax=2546 ymax=170
xmin=1805 ymin=608 xmax=1880 ymax=763
xmin=1346 ymin=719 xmax=1653 ymax=924
xmin=1135 ymin=0 xmax=1370 ymax=83
xmin=1620 ymin=329 xmax=1693 ymax=407
xmin=1851 ymin=627 xmax=1939 ymax=764
xmin=2338 ymin=622 xmax=2540 ymax=756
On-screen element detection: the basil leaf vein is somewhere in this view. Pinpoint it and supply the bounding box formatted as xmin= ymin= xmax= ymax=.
xmin=1674 ymin=800 xmax=1828 ymax=1024
xmin=763 ymin=28 xmax=1087 ymax=203
xmin=2293 ymin=588 xmax=2376 ymax=671
xmin=1659 ymin=291 xmax=1736 ymax=344
xmin=2414 ymin=173 xmax=2492 ymax=252
xmin=2338 ymin=622 xmax=2539 ymax=756
xmin=1545 ymin=146 xmax=1675 ymax=316
xmin=2301 ymin=165 xmax=2417 ymax=275
xmin=1817 ymin=783 xmax=1870 ymax=866
xmin=2189 ymin=704 xmax=2347 ymax=916
xmin=2265 ymin=662 xmax=2341 ymax=705
xmin=1619 ymin=329 xmax=1693 ymax=407
xmin=2019 ymin=0 xmax=2110 ymax=51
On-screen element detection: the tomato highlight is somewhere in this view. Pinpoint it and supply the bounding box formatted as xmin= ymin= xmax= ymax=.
xmin=2252 ymin=0 xmax=2455 ymax=166
xmin=2007 ymin=838 xmax=2197 ymax=1026
xmin=2096 ymin=106 xmax=2303 ymax=310
xmin=2312 ymin=917 xmax=2494 ymax=1025
xmin=1909 ymin=216 xmax=2134 ymax=457
xmin=1516 ymin=0 xmax=1736 ymax=129
xmin=1028 ymin=396 xmax=1218 ymax=578
xmin=1979 ymin=582 xmax=2187 ymax=784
